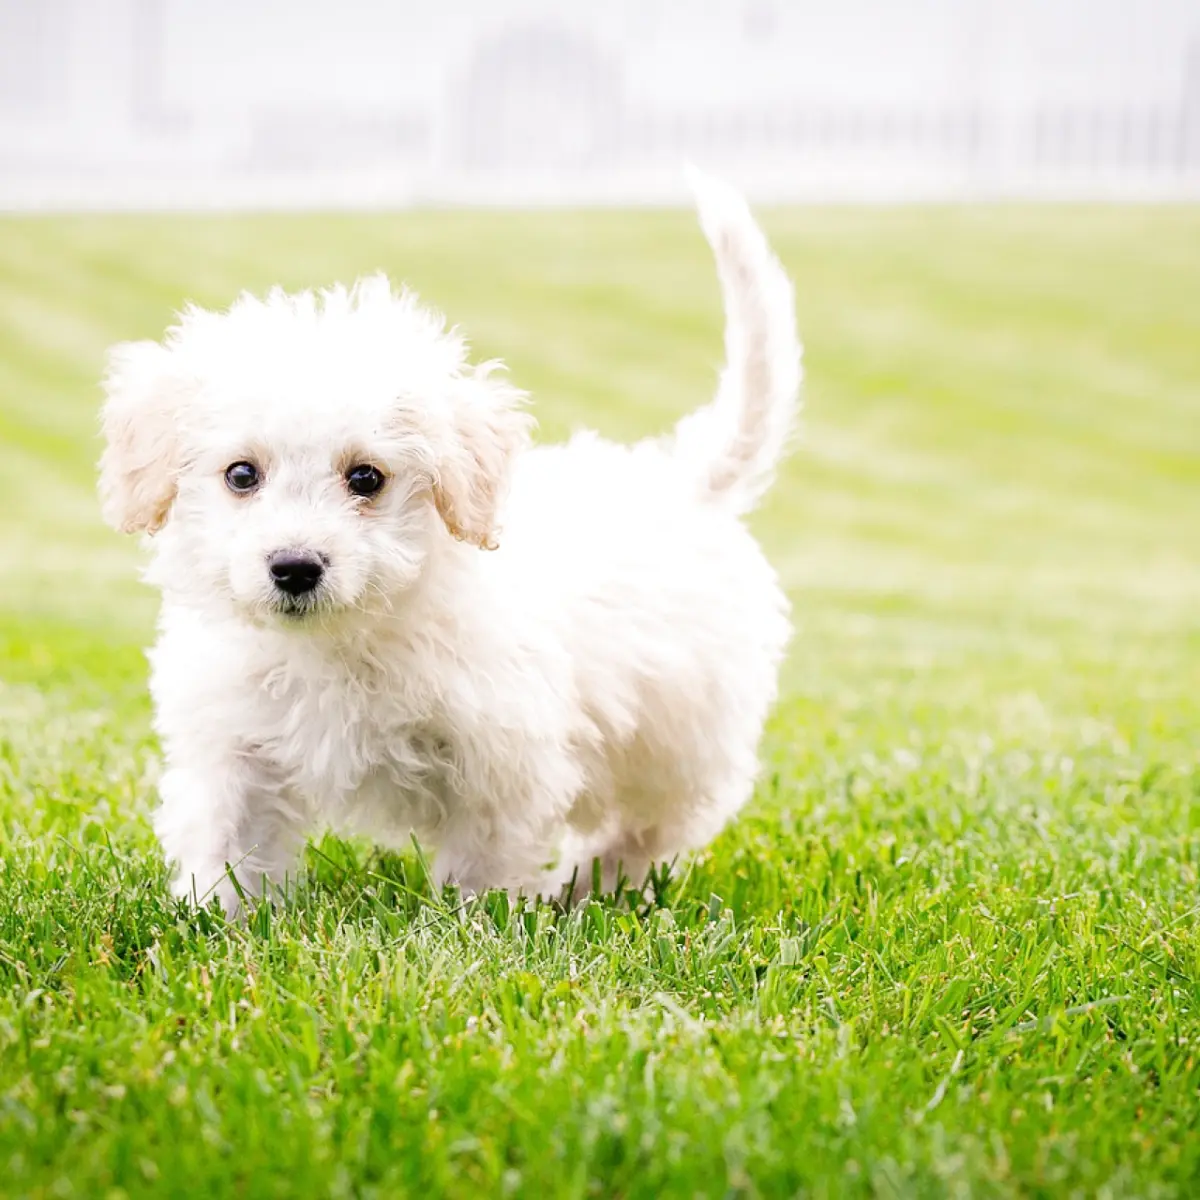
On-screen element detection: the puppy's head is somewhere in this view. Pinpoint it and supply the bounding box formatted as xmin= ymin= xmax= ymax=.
xmin=99 ymin=275 xmax=531 ymax=624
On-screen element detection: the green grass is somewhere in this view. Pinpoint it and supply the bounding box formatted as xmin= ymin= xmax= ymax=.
xmin=1 ymin=205 xmax=1199 ymax=1198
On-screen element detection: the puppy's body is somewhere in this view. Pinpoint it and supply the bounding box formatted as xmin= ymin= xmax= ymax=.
xmin=101 ymin=174 xmax=801 ymax=913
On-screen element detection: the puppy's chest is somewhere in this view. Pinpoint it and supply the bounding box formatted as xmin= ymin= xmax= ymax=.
xmin=257 ymin=659 xmax=453 ymax=803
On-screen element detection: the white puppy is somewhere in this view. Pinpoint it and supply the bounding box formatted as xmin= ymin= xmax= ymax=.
xmin=98 ymin=172 xmax=801 ymax=916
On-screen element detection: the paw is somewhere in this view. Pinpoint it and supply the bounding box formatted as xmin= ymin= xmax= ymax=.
xmin=170 ymin=861 xmax=249 ymax=920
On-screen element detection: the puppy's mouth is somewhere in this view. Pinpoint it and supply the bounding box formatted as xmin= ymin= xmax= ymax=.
xmin=267 ymin=586 xmax=362 ymax=625
xmin=277 ymin=597 xmax=314 ymax=618
xmin=269 ymin=592 xmax=326 ymax=621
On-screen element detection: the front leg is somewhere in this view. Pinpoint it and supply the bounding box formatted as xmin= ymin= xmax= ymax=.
xmin=154 ymin=755 xmax=309 ymax=919
xmin=426 ymin=690 xmax=592 ymax=900
xmin=432 ymin=791 xmax=589 ymax=901
xmin=433 ymin=834 xmax=567 ymax=900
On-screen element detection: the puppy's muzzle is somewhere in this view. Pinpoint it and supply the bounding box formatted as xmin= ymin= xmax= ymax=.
xmin=268 ymin=550 xmax=326 ymax=597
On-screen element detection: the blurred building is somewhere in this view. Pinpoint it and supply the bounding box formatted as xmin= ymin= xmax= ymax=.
xmin=1 ymin=0 xmax=1198 ymax=208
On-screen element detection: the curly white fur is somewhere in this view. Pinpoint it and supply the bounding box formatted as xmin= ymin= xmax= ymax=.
xmin=98 ymin=170 xmax=802 ymax=916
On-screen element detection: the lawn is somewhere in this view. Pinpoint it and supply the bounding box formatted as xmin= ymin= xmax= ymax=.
xmin=0 ymin=204 xmax=1198 ymax=1198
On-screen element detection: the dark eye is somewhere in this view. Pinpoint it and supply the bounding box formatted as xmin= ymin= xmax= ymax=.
xmin=345 ymin=464 xmax=386 ymax=498
xmin=224 ymin=461 xmax=260 ymax=492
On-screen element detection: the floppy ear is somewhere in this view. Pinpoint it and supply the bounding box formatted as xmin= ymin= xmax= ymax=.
xmin=98 ymin=340 xmax=187 ymax=535
xmin=432 ymin=364 xmax=532 ymax=551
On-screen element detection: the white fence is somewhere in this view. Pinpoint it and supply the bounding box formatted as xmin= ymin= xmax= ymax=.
xmin=1 ymin=0 xmax=1198 ymax=208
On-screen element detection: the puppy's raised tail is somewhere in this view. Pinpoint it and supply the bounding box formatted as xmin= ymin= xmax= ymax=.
xmin=669 ymin=168 xmax=802 ymax=515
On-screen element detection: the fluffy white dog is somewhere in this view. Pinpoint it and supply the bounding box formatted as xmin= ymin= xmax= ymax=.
xmin=98 ymin=172 xmax=801 ymax=916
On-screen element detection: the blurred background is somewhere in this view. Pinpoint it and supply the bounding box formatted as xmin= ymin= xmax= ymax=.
xmin=0 ymin=0 xmax=1196 ymax=702
xmin=2 ymin=0 xmax=1199 ymax=209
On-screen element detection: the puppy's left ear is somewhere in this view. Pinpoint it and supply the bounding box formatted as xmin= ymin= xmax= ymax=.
xmin=432 ymin=365 xmax=532 ymax=551
xmin=98 ymin=340 xmax=190 ymax=535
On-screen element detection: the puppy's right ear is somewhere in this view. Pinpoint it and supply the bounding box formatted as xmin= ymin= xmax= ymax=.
xmin=98 ymin=340 xmax=187 ymax=535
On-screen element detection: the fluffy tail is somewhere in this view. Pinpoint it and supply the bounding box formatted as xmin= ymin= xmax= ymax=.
xmin=670 ymin=167 xmax=802 ymax=514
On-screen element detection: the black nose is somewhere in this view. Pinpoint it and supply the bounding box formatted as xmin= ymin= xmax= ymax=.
xmin=268 ymin=551 xmax=325 ymax=596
